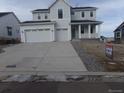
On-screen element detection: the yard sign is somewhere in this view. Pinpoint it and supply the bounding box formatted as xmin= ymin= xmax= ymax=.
xmin=105 ymin=43 xmax=113 ymax=59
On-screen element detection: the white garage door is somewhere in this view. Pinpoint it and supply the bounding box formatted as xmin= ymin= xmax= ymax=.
xmin=55 ymin=29 xmax=68 ymax=41
xmin=25 ymin=29 xmax=52 ymax=42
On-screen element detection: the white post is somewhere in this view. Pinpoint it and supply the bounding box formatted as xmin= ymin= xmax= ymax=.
xmin=98 ymin=25 xmax=101 ymax=38
xmin=94 ymin=25 xmax=96 ymax=38
xmin=68 ymin=25 xmax=72 ymax=41
xmin=88 ymin=24 xmax=91 ymax=39
xmin=51 ymin=25 xmax=55 ymax=41
xmin=79 ymin=25 xmax=82 ymax=39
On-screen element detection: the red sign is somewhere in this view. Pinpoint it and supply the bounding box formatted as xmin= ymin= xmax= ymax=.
xmin=105 ymin=44 xmax=113 ymax=59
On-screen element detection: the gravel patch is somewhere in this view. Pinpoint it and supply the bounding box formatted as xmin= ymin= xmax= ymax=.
xmin=71 ymin=40 xmax=105 ymax=72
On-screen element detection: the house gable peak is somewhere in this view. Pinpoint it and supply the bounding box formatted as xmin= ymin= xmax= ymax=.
xmin=49 ymin=0 xmax=70 ymax=9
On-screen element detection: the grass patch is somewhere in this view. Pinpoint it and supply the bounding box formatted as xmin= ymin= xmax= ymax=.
xmin=80 ymin=41 xmax=124 ymax=72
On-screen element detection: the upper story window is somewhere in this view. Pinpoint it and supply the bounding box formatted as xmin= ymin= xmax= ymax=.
xmin=82 ymin=12 xmax=85 ymax=18
xmin=45 ymin=14 xmax=48 ymax=19
xmin=38 ymin=14 xmax=41 ymax=20
xmin=7 ymin=26 xmax=12 ymax=36
xmin=58 ymin=9 xmax=63 ymax=19
xmin=90 ymin=11 xmax=94 ymax=17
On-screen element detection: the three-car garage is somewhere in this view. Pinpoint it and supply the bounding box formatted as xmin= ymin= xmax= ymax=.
xmin=20 ymin=21 xmax=70 ymax=43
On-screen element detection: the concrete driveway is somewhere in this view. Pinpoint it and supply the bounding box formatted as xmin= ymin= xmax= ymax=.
xmin=0 ymin=42 xmax=87 ymax=73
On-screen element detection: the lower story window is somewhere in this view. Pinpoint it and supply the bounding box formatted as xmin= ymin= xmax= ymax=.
xmin=7 ymin=26 xmax=12 ymax=36
xmin=116 ymin=32 xmax=121 ymax=38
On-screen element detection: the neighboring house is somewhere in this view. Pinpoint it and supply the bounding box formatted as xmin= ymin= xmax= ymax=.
xmin=114 ymin=21 xmax=124 ymax=43
xmin=100 ymin=36 xmax=114 ymax=43
xmin=0 ymin=12 xmax=20 ymax=42
xmin=20 ymin=0 xmax=102 ymax=43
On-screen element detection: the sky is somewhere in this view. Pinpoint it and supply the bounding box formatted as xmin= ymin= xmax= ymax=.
xmin=0 ymin=0 xmax=124 ymax=37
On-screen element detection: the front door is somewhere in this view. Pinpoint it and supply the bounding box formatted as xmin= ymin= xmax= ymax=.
xmin=72 ymin=25 xmax=79 ymax=39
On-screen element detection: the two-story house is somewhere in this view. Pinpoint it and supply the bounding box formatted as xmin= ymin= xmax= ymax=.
xmin=0 ymin=12 xmax=20 ymax=43
xmin=20 ymin=0 xmax=102 ymax=43
xmin=114 ymin=21 xmax=124 ymax=43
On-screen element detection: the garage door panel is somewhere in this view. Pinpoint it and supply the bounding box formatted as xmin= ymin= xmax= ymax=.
xmin=26 ymin=31 xmax=52 ymax=43
xmin=55 ymin=30 xmax=68 ymax=41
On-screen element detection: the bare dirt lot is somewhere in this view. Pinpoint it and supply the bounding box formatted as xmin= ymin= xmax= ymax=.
xmin=72 ymin=40 xmax=124 ymax=72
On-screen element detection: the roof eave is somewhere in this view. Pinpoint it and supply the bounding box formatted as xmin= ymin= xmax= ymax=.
xmin=72 ymin=7 xmax=98 ymax=11
xmin=0 ymin=12 xmax=20 ymax=23
xmin=0 ymin=12 xmax=11 ymax=18
xmin=114 ymin=22 xmax=124 ymax=32
xmin=70 ymin=21 xmax=103 ymax=25
xmin=20 ymin=22 xmax=56 ymax=26
xmin=32 ymin=11 xmax=49 ymax=13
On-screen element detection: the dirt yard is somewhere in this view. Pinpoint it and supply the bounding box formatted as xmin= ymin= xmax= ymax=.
xmin=79 ymin=40 xmax=124 ymax=72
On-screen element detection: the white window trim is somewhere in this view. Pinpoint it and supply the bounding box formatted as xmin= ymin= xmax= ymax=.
xmin=58 ymin=9 xmax=63 ymax=19
xmin=116 ymin=31 xmax=121 ymax=38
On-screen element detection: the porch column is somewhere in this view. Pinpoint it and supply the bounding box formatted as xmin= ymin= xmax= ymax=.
xmin=68 ymin=25 xmax=72 ymax=40
xmin=97 ymin=25 xmax=101 ymax=38
xmin=79 ymin=25 xmax=82 ymax=39
xmin=88 ymin=24 xmax=91 ymax=39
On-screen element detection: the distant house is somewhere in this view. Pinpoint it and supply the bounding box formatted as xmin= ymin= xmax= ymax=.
xmin=20 ymin=0 xmax=102 ymax=43
xmin=114 ymin=22 xmax=124 ymax=43
xmin=0 ymin=12 xmax=20 ymax=43
xmin=100 ymin=36 xmax=114 ymax=43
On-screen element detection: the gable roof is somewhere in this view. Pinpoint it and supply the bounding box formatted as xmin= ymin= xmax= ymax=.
xmin=32 ymin=0 xmax=70 ymax=13
xmin=49 ymin=0 xmax=70 ymax=9
xmin=32 ymin=1 xmax=97 ymax=13
xmin=114 ymin=21 xmax=124 ymax=32
xmin=0 ymin=12 xmax=20 ymax=23
xmin=0 ymin=12 xmax=11 ymax=18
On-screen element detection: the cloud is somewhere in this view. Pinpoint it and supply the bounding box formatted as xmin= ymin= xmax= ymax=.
xmin=0 ymin=0 xmax=124 ymax=37
xmin=0 ymin=0 xmax=55 ymax=21
xmin=82 ymin=0 xmax=124 ymax=37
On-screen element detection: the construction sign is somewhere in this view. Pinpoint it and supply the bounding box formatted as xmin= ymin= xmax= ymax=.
xmin=105 ymin=44 xmax=113 ymax=59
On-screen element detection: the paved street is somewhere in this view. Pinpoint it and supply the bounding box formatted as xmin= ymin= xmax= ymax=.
xmin=0 ymin=82 xmax=124 ymax=93
xmin=0 ymin=42 xmax=87 ymax=74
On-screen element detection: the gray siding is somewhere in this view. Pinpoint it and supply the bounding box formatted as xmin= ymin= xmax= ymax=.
xmin=0 ymin=13 xmax=20 ymax=39
xmin=71 ymin=10 xmax=96 ymax=20
xmin=33 ymin=13 xmax=50 ymax=21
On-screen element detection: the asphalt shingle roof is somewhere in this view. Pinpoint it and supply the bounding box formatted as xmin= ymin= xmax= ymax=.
xmin=72 ymin=7 xmax=97 ymax=10
xmin=0 ymin=12 xmax=11 ymax=17
xmin=32 ymin=7 xmax=97 ymax=12
xmin=71 ymin=20 xmax=102 ymax=24
xmin=22 ymin=20 xmax=51 ymax=24
xmin=33 ymin=9 xmax=49 ymax=12
xmin=114 ymin=22 xmax=124 ymax=32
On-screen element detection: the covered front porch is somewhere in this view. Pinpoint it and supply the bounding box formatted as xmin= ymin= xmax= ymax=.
xmin=71 ymin=20 xmax=102 ymax=39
